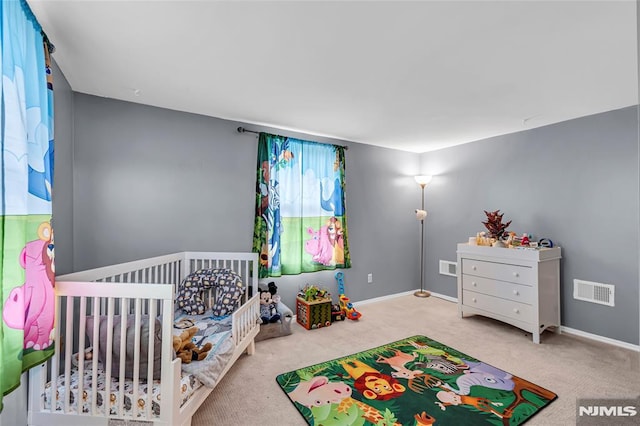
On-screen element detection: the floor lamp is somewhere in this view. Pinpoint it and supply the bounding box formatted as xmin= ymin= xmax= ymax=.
xmin=414 ymin=175 xmax=432 ymax=298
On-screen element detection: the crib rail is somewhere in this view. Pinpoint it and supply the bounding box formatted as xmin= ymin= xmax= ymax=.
xmin=29 ymin=281 xmax=175 ymax=425
xmin=232 ymin=294 xmax=260 ymax=348
xmin=57 ymin=253 xmax=185 ymax=285
xmin=57 ymin=252 xmax=258 ymax=302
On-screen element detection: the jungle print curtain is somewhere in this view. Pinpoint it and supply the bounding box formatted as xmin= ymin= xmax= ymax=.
xmin=253 ymin=132 xmax=350 ymax=277
xmin=1 ymin=0 xmax=55 ymax=411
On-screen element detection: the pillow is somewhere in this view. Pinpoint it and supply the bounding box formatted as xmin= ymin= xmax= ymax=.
xmin=177 ymin=268 xmax=245 ymax=316
xmin=210 ymin=269 xmax=245 ymax=317
xmin=86 ymin=314 xmax=163 ymax=380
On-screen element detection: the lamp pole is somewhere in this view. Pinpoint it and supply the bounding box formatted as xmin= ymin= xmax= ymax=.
xmin=415 ymin=177 xmax=431 ymax=298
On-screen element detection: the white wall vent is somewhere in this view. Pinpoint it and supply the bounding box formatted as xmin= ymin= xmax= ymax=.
xmin=439 ymin=260 xmax=457 ymax=277
xmin=573 ymin=279 xmax=615 ymax=307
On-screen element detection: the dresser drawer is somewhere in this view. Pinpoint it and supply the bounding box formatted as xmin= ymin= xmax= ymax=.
xmin=461 ymin=274 xmax=535 ymax=303
xmin=457 ymin=243 xmax=561 ymax=344
xmin=462 ymin=259 xmax=534 ymax=285
xmin=462 ymin=289 xmax=533 ymax=323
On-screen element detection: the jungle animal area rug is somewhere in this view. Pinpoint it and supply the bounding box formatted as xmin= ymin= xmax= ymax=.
xmin=276 ymin=335 xmax=557 ymax=426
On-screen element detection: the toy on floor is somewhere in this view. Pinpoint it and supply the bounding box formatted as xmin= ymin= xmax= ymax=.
xmin=173 ymin=326 xmax=212 ymax=363
xmin=331 ymin=303 xmax=344 ymax=322
xmin=259 ymin=288 xmax=281 ymax=324
xmin=335 ymin=271 xmax=361 ymax=320
xmin=267 ymin=281 xmax=281 ymax=304
xmin=298 ymin=284 xmax=330 ymax=302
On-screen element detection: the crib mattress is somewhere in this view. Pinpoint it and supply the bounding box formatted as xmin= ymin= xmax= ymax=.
xmin=43 ymin=367 xmax=201 ymax=419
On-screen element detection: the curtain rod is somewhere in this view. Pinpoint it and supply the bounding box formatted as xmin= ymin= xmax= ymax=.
xmin=236 ymin=127 xmax=348 ymax=150
xmin=237 ymin=126 xmax=259 ymax=135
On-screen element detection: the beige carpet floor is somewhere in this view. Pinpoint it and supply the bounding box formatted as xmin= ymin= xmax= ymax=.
xmin=192 ymin=294 xmax=640 ymax=425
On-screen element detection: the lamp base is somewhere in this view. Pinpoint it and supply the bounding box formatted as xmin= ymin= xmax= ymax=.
xmin=414 ymin=290 xmax=431 ymax=298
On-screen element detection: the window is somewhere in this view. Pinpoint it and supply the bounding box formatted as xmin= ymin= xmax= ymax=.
xmin=252 ymin=133 xmax=350 ymax=277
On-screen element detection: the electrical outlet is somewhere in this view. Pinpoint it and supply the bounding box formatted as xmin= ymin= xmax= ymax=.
xmin=367 ymin=273 xmax=373 ymax=283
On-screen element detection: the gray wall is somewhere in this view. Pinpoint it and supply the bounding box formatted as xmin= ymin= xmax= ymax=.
xmin=419 ymin=106 xmax=640 ymax=345
xmin=72 ymin=94 xmax=257 ymax=265
xmin=66 ymin=93 xmax=421 ymax=311
xmin=61 ymin=93 xmax=640 ymax=345
xmin=50 ymin=71 xmax=640 ymax=347
xmin=51 ymin=60 xmax=74 ymax=275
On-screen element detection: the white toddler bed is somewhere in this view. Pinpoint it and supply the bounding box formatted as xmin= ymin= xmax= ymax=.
xmin=28 ymin=251 xmax=260 ymax=426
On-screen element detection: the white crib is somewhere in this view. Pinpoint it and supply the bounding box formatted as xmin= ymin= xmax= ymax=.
xmin=28 ymin=251 xmax=260 ymax=426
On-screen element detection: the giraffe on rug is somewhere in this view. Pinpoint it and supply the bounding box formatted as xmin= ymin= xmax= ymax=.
xmin=337 ymin=397 xmax=401 ymax=426
xmin=337 ymin=397 xmax=436 ymax=426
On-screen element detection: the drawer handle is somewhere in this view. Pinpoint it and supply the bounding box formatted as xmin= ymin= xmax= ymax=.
xmin=472 ymin=281 xmax=477 ymax=287
xmin=472 ymin=266 xmax=477 ymax=271
xmin=513 ymin=308 xmax=520 ymax=314
xmin=472 ymin=297 xmax=477 ymax=303
xmin=513 ymin=272 xmax=519 ymax=277
xmin=513 ymin=290 xmax=519 ymax=295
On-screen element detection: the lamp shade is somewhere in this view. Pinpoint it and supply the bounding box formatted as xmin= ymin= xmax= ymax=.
xmin=414 ymin=175 xmax=432 ymax=186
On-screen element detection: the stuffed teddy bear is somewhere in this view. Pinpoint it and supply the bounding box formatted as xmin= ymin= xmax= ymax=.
xmin=173 ymin=326 xmax=196 ymax=363
xmin=259 ymin=289 xmax=281 ymax=324
xmin=172 ymin=326 xmax=213 ymax=364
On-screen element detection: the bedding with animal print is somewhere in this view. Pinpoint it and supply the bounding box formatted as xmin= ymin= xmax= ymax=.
xmin=42 ymin=363 xmax=200 ymax=419
xmin=172 ymin=309 xmax=237 ymax=388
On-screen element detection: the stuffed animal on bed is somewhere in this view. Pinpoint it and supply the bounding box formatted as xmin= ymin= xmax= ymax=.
xmin=172 ymin=326 xmax=213 ymax=364
xmin=259 ymin=289 xmax=281 ymax=324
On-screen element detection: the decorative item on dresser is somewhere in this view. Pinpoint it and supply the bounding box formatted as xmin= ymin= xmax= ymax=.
xmin=482 ymin=209 xmax=512 ymax=247
xmin=457 ymin=243 xmax=561 ymax=344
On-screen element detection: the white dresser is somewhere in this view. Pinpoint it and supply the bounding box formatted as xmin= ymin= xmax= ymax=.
xmin=457 ymin=243 xmax=561 ymax=343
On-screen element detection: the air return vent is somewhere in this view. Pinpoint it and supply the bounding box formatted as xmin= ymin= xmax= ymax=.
xmin=439 ymin=260 xmax=457 ymax=277
xmin=573 ymin=279 xmax=614 ymax=307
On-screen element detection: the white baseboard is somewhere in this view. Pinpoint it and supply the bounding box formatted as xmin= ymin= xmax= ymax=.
xmin=560 ymin=326 xmax=640 ymax=352
xmin=351 ymin=290 xmax=457 ymax=307
xmin=351 ymin=290 xmax=415 ymax=306
xmin=352 ymin=290 xmax=640 ymax=352
xmin=428 ymin=291 xmax=458 ymax=303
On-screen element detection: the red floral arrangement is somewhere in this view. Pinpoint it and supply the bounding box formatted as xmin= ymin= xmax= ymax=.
xmin=482 ymin=210 xmax=512 ymax=240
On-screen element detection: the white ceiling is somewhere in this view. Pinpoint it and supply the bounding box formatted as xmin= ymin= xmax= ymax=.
xmin=28 ymin=0 xmax=638 ymax=153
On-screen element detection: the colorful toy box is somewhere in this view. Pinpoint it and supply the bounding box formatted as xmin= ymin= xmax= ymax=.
xmin=296 ymin=297 xmax=332 ymax=330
